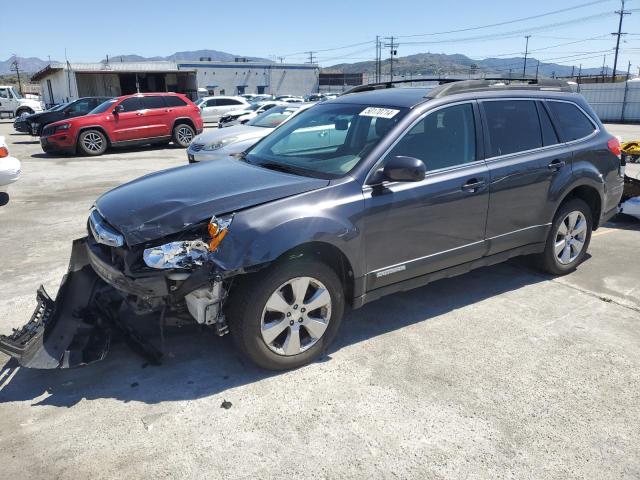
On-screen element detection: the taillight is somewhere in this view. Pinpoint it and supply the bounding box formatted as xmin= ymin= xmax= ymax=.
xmin=607 ymin=137 xmax=621 ymax=158
xmin=0 ymin=146 xmax=8 ymax=158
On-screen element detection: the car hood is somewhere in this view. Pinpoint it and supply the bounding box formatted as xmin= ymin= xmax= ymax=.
xmin=95 ymin=157 xmax=329 ymax=245
xmin=193 ymin=125 xmax=268 ymax=145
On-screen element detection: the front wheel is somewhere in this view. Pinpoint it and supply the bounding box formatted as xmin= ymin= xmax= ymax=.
xmin=77 ymin=129 xmax=107 ymax=156
xmin=538 ymin=198 xmax=593 ymax=275
xmin=228 ymin=258 xmax=345 ymax=370
xmin=172 ymin=123 xmax=195 ymax=148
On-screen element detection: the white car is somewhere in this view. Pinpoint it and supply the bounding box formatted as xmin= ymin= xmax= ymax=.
xmin=199 ymin=96 xmax=250 ymax=123
xmin=218 ymin=101 xmax=288 ymax=128
xmin=187 ymin=103 xmax=315 ymax=163
xmin=0 ymin=86 xmax=44 ymax=117
xmin=0 ymin=136 xmax=21 ymax=199
xmin=275 ymin=96 xmax=305 ymax=103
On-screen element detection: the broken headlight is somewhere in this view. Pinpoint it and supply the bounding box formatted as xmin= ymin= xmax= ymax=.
xmin=142 ymin=215 xmax=233 ymax=269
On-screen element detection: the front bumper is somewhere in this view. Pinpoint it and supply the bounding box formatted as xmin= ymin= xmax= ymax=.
xmin=41 ymin=133 xmax=76 ymax=154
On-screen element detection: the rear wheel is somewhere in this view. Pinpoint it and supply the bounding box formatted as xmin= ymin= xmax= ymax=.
xmin=228 ymin=258 xmax=345 ymax=370
xmin=77 ymin=129 xmax=107 ymax=156
xmin=538 ymin=198 xmax=593 ymax=275
xmin=172 ymin=123 xmax=195 ymax=147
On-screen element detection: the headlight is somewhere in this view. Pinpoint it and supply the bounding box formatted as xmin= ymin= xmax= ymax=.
xmin=142 ymin=214 xmax=233 ymax=269
xmin=55 ymin=123 xmax=71 ymax=132
xmin=203 ymin=137 xmax=238 ymax=151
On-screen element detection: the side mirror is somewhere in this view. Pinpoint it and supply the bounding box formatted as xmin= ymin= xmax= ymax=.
xmin=371 ymin=156 xmax=426 ymax=184
xmin=335 ymin=118 xmax=349 ymax=130
xmin=112 ymin=104 xmax=124 ymax=114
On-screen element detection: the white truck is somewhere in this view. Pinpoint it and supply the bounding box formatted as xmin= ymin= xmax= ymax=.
xmin=0 ymin=85 xmax=44 ymax=118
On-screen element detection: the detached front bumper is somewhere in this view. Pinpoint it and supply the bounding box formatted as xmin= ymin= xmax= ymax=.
xmin=0 ymin=239 xmax=111 ymax=368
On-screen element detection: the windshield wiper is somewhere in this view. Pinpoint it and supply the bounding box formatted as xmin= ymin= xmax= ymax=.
xmin=257 ymin=162 xmax=301 ymax=175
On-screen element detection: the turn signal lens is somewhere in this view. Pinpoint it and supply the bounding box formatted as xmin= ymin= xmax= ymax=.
xmin=208 ymin=229 xmax=228 ymax=251
xmin=208 ymin=221 xmax=219 ymax=237
xmin=207 ymin=215 xmax=233 ymax=252
xmin=0 ymin=146 xmax=8 ymax=158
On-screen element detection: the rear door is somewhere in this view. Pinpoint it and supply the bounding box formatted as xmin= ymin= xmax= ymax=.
xmin=65 ymin=98 xmax=94 ymax=119
xmin=111 ymin=97 xmax=144 ymax=141
xmin=200 ymin=98 xmax=220 ymax=122
xmin=481 ymin=99 xmax=572 ymax=255
xmin=139 ymin=96 xmax=170 ymax=138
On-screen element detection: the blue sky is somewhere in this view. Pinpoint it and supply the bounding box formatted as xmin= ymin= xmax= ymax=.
xmin=1 ymin=0 xmax=638 ymax=71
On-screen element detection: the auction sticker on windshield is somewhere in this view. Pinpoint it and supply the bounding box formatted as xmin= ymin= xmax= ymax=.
xmin=359 ymin=107 xmax=400 ymax=119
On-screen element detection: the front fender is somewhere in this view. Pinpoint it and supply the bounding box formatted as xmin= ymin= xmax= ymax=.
xmin=209 ymin=180 xmax=366 ymax=277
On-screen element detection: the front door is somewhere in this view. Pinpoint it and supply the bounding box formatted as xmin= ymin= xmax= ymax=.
xmin=111 ymin=97 xmax=146 ymax=141
xmin=362 ymin=102 xmax=489 ymax=291
xmin=480 ymin=99 xmax=572 ymax=255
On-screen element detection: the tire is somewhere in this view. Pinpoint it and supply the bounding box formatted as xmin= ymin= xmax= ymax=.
xmin=172 ymin=123 xmax=195 ymax=148
xmin=16 ymin=108 xmax=34 ymax=117
xmin=538 ymin=198 xmax=593 ymax=275
xmin=227 ymin=258 xmax=345 ymax=370
xmin=77 ymin=129 xmax=108 ymax=156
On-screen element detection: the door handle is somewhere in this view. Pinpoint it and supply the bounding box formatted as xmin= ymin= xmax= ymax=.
xmin=547 ymin=159 xmax=566 ymax=171
xmin=461 ymin=178 xmax=486 ymax=193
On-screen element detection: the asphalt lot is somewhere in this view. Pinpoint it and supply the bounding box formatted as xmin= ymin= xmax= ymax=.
xmin=0 ymin=119 xmax=639 ymax=479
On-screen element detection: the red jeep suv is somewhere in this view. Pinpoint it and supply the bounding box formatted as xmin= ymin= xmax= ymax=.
xmin=40 ymin=93 xmax=203 ymax=156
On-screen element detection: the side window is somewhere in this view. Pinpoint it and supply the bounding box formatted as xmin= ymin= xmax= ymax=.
xmin=205 ymin=99 xmax=218 ymax=107
xmin=388 ymin=103 xmax=476 ymax=171
xmin=536 ymin=102 xmax=559 ymax=146
xmin=547 ymin=101 xmax=596 ymax=142
xmin=141 ymin=96 xmax=167 ymax=109
xmin=0 ymin=88 xmax=9 ymax=99
xmin=120 ymin=97 xmax=142 ymax=112
xmin=216 ymin=99 xmax=235 ymax=106
xmin=483 ymin=100 xmax=542 ymax=157
xmin=67 ymin=99 xmax=92 ymax=113
xmin=164 ymin=96 xmax=187 ymax=107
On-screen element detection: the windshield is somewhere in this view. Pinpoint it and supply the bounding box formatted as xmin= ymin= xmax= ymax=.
xmin=49 ymin=102 xmax=69 ymax=112
xmin=247 ymin=105 xmax=301 ymax=128
xmin=245 ymin=103 xmax=407 ymax=179
xmin=194 ymin=98 xmax=205 ymax=106
xmin=89 ymin=99 xmax=118 ymax=114
xmin=244 ymin=103 xmax=261 ymax=111
xmin=10 ymin=87 xmax=22 ymax=99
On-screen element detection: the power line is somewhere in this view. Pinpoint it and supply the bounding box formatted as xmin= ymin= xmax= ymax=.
xmin=396 ymin=0 xmax=612 ymax=38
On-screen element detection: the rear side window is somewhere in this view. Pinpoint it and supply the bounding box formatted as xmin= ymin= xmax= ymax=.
xmin=141 ymin=96 xmax=167 ymax=109
xmin=120 ymin=97 xmax=142 ymax=112
xmin=388 ymin=103 xmax=476 ymax=171
xmin=217 ymin=99 xmax=242 ymax=106
xmin=483 ymin=100 xmax=542 ymax=157
xmin=547 ymin=101 xmax=596 ymax=142
xmin=164 ymin=96 xmax=187 ymax=107
xmin=536 ymin=102 xmax=560 ymax=146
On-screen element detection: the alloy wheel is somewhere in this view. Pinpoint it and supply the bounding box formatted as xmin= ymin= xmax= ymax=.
xmin=177 ymin=126 xmax=193 ymax=145
xmin=260 ymin=276 xmax=332 ymax=356
xmin=83 ymin=132 xmax=104 ymax=152
xmin=555 ymin=210 xmax=587 ymax=265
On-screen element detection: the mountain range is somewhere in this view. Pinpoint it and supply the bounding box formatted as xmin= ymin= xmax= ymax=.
xmin=325 ymin=52 xmax=607 ymax=78
xmin=1 ymin=50 xmax=609 ymax=79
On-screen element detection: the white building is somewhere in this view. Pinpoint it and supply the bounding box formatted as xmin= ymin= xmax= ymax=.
xmin=32 ymin=60 xmax=319 ymax=106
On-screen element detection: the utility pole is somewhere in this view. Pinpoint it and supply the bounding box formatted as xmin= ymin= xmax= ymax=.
xmin=375 ymin=36 xmax=380 ymax=83
xmin=571 ymin=65 xmax=575 ymax=78
xmin=522 ymin=35 xmax=531 ymax=78
xmin=577 ymin=64 xmax=582 ymax=84
xmin=611 ymin=0 xmax=631 ymax=81
xmin=535 ymin=61 xmax=540 ymax=80
xmin=10 ymin=54 xmax=22 ymax=96
xmin=384 ymin=37 xmax=397 ymax=82
xmin=306 ymin=51 xmax=316 ymax=65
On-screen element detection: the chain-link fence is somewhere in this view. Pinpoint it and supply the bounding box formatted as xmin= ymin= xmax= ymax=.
xmin=573 ymin=81 xmax=640 ymax=122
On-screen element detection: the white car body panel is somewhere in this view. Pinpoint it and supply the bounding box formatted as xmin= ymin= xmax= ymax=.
xmin=0 ymin=136 xmax=21 ymax=192
xmin=199 ymin=96 xmax=250 ymax=122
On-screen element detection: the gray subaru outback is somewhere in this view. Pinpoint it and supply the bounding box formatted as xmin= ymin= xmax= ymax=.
xmin=0 ymin=79 xmax=625 ymax=371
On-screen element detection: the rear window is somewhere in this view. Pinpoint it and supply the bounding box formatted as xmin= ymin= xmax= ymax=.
xmin=142 ymin=96 xmax=167 ymax=109
xmin=217 ymin=98 xmax=243 ymax=106
xmin=547 ymin=101 xmax=596 ymax=142
xmin=483 ymin=100 xmax=542 ymax=157
xmin=164 ymin=96 xmax=187 ymax=107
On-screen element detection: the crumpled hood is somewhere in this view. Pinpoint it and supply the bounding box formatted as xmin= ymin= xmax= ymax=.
xmin=193 ymin=125 xmax=269 ymax=145
xmin=95 ymin=158 xmax=329 ymax=245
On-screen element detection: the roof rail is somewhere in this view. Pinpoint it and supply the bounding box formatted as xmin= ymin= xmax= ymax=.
xmin=425 ymin=78 xmax=571 ymax=98
xmin=340 ymin=78 xmax=571 ymax=97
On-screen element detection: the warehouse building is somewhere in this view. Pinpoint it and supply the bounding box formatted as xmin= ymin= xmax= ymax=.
xmin=31 ymin=60 xmax=319 ymax=107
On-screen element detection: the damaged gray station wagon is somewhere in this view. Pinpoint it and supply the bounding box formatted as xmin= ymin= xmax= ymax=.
xmin=0 ymin=79 xmax=625 ymax=371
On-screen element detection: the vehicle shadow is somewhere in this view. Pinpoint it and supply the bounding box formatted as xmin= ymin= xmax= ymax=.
xmin=0 ymin=262 xmax=547 ymax=407
xmin=30 ymin=143 xmax=185 ymax=160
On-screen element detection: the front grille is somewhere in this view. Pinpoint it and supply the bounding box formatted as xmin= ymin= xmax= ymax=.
xmin=191 ymin=143 xmax=205 ymax=152
xmin=41 ymin=125 xmax=54 ymax=137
